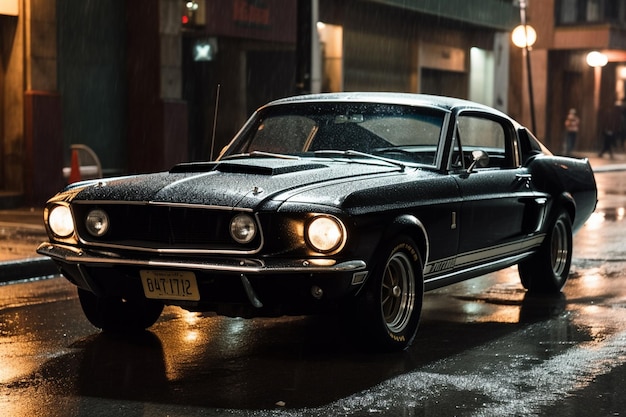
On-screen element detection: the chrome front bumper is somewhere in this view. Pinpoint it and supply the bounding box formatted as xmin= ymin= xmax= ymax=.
xmin=37 ymin=242 xmax=367 ymax=275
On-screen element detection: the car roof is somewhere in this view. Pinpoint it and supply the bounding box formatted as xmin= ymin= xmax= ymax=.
xmin=264 ymin=92 xmax=504 ymax=115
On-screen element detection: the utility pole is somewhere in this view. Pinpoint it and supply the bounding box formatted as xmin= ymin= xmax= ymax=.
xmin=519 ymin=0 xmax=537 ymax=133
xmin=296 ymin=0 xmax=320 ymax=95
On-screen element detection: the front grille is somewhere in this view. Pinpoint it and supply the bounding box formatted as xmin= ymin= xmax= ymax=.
xmin=72 ymin=203 xmax=262 ymax=253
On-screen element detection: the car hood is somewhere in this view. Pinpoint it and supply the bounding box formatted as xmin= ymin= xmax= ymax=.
xmin=68 ymin=158 xmax=405 ymax=209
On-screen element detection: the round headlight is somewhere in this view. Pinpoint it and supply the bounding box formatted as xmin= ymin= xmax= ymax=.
xmin=85 ymin=209 xmax=110 ymax=237
xmin=48 ymin=205 xmax=75 ymax=238
xmin=306 ymin=215 xmax=346 ymax=253
xmin=230 ymin=213 xmax=257 ymax=244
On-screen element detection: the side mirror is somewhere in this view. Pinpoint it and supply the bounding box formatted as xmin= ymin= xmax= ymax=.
xmin=467 ymin=150 xmax=489 ymax=173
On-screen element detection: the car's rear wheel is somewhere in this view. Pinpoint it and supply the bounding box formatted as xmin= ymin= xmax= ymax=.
xmin=77 ymin=288 xmax=164 ymax=332
xmin=518 ymin=210 xmax=572 ymax=294
xmin=355 ymin=236 xmax=424 ymax=351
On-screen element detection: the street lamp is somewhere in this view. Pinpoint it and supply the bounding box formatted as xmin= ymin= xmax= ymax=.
xmin=511 ymin=0 xmax=537 ymax=133
xmin=511 ymin=25 xmax=536 ymax=49
xmin=586 ymin=51 xmax=608 ymax=68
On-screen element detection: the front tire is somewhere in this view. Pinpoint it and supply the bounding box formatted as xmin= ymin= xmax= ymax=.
xmin=78 ymin=288 xmax=164 ymax=332
xmin=519 ymin=210 xmax=573 ymax=294
xmin=355 ymin=236 xmax=424 ymax=351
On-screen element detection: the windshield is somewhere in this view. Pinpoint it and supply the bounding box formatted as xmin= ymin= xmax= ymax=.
xmin=221 ymin=102 xmax=445 ymax=166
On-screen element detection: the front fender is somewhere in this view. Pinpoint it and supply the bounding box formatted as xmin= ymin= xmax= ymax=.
xmin=380 ymin=214 xmax=430 ymax=266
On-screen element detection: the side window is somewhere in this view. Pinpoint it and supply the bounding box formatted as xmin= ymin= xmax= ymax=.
xmin=518 ymin=127 xmax=548 ymax=162
xmin=457 ymin=115 xmax=514 ymax=169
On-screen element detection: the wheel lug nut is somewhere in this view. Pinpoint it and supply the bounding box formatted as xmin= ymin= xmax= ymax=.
xmin=392 ymin=285 xmax=402 ymax=298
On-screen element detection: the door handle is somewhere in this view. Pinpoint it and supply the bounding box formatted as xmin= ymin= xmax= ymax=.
xmin=515 ymin=173 xmax=532 ymax=188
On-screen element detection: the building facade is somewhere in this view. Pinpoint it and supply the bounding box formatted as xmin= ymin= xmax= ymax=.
xmin=1 ymin=0 xmax=518 ymax=207
xmin=526 ymin=0 xmax=626 ymax=153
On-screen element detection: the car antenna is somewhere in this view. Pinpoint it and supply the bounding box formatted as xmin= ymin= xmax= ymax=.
xmin=210 ymin=83 xmax=221 ymax=161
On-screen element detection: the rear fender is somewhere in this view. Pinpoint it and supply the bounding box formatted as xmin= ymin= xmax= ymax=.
xmin=556 ymin=191 xmax=576 ymax=228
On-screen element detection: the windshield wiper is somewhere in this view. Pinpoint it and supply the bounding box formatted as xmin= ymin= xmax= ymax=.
xmin=313 ymin=149 xmax=406 ymax=171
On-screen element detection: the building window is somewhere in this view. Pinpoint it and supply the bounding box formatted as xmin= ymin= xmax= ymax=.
xmin=558 ymin=0 xmax=579 ymax=24
xmin=556 ymin=0 xmax=626 ymax=26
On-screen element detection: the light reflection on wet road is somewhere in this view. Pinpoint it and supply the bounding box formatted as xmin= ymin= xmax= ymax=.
xmin=1 ymin=171 xmax=626 ymax=416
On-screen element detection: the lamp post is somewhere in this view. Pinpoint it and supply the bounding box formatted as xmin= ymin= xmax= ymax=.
xmin=586 ymin=51 xmax=608 ymax=149
xmin=512 ymin=0 xmax=537 ymax=133
xmin=586 ymin=51 xmax=608 ymax=113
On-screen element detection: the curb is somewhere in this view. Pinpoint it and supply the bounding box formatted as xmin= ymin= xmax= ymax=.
xmin=0 ymin=257 xmax=58 ymax=284
xmin=592 ymin=164 xmax=626 ymax=173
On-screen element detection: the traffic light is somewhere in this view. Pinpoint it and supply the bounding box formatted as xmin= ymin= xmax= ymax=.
xmin=182 ymin=0 xmax=205 ymax=28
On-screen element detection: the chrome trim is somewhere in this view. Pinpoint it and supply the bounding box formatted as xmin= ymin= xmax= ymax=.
xmin=305 ymin=214 xmax=347 ymax=254
xmin=534 ymin=198 xmax=548 ymax=232
xmin=37 ymin=242 xmax=367 ymax=274
xmin=414 ymin=217 xmax=430 ymax=267
xmin=434 ymin=111 xmax=451 ymax=169
xmin=77 ymin=237 xmax=264 ymax=257
xmin=45 ymin=202 xmax=79 ymax=244
xmin=75 ymin=208 xmax=264 ymax=255
xmin=72 ymin=200 xmax=255 ymax=213
xmin=351 ymin=271 xmax=368 ymax=285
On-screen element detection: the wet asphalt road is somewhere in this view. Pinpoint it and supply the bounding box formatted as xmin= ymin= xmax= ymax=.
xmin=1 ymin=171 xmax=626 ymax=416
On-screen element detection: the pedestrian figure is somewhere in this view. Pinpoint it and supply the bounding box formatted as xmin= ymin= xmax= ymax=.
xmin=564 ymin=108 xmax=580 ymax=154
xmin=598 ymin=129 xmax=614 ymax=158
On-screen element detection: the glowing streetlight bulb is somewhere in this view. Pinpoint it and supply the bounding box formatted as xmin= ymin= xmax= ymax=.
xmin=586 ymin=51 xmax=608 ymax=67
xmin=511 ymin=25 xmax=537 ymax=48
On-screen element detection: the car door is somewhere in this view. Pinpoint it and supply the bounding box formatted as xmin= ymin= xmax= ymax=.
xmin=451 ymin=113 xmax=542 ymax=263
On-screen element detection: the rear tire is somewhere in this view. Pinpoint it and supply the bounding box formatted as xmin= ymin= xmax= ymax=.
xmin=354 ymin=236 xmax=424 ymax=351
xmin=519 ymin=210 xmax=572 ymax=294
xmin=78 ymin=288 xmax=164 ymax=332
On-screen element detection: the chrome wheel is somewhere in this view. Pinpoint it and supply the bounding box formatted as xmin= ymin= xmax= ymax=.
xmin=550 ymin=217 xmax=569 ymax=277
xmin=519 ymin=210 xmax=572 ymax=294
xmin=381 ymin=251 xmax=416 ymax=334
xmin=350 ymin=236 xmax=424 ymax=351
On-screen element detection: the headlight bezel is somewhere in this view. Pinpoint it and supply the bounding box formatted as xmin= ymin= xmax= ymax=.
xmin=85 ymin=208 xmax=110 ymax=237
xmin=47 ymin=204 xmax=75 ymax=239
xmin=229 ymin=213 xmax=258 ymax=244
xmin=305 ymin=214 xmax=347 ymax=254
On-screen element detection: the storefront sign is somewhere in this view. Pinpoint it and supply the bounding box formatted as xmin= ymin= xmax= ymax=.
xmin=204 ymin=0 xmax=295 ymax=43
xmin=233 ymin=0 xmax=270 ymax=27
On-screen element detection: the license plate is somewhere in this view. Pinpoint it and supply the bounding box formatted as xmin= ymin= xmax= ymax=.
xmin=140 ymin=270 xmax=200 ymax=301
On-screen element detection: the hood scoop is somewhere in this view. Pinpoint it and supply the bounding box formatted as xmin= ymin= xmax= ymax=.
xmin=217 ymin=161 xmax=328 ymax=175
xmin=172 ymin=159 xmax=327 ymax=176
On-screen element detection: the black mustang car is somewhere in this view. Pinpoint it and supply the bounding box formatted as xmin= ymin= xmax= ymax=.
xmin=38 ymin=93 xmax=597 ymax=351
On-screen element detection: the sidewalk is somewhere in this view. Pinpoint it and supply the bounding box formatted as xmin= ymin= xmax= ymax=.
xmin=0 ymin=152 xmax=624 ymax=284
xmin=0 ymin=207 xmax=58 ymax=282
xmin=580 ymin=151 xmax=626 ymax=172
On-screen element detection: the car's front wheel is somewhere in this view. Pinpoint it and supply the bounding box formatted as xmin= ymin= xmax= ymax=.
xmin=518 ymin=210 xmax=573 ymax=294
xmin=77 ymin=288 xmax=164 ymax=332
xmin=355 ymin=236 xmax=424 ymax=351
